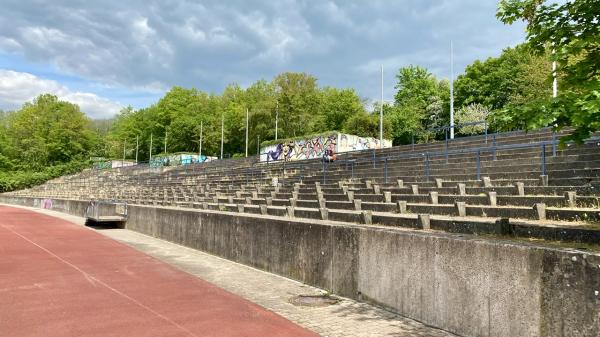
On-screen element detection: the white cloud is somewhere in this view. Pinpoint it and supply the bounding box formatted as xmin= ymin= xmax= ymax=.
xmin=0 ymin=0 xmax=526 ymax=106
xmin=0 ymin=69 xmax=122 ymax=118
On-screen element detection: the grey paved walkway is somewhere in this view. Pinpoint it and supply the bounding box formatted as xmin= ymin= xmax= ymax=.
xmin=4 ymin=204 xmax=455 ymax=337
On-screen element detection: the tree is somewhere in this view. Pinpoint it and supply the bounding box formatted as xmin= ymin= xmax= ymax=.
xmin=455 ymin=45 xmax=552 ymax=114
xmin=456 ymin=103 xmax=491 ymax=135
xmin=4 ymin=94 xmax=95 ymax=168
xmin=388 ymin=66 xmax=450 ymax=144
xmin=497 ymin=0 xmax=600 ymax=143
xmin=343 ymin=110 xmax=392 ymax=139
xmin=273 ymin=72 xmax=320 ymax=138
xmin=317 ymin=87 xmax=366 ymax=132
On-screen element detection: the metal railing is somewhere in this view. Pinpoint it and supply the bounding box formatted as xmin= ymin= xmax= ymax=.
xmin=309 ymin=139 xmax=561 ymax=184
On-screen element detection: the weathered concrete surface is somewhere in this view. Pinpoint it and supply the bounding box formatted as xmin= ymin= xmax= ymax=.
xmin=1 ymin=196 xmax=599 ymax=337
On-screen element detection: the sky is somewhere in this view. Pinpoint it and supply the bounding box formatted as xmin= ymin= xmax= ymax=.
xmin=0 ymin=0 xmax=526 ymax=119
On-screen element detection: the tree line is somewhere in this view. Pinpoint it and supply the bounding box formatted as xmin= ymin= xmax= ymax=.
xmin=0 ymin=0 xmax=596 ymax=191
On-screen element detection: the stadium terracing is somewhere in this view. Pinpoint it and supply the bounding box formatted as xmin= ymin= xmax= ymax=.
xmin=2 ymin=127 xmax=599 ymax=337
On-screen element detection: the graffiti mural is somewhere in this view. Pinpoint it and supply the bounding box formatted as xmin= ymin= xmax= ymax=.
xmin=149 ymin=154 xmax=217 ymax=167
xmin=337 ymin=134 xmax=392 ymax=152
xmin=261 ymin=134 xmax=337 ymax=162
xmin=260 ymin=133 xmax=391 ymax=162
xmin=42 ymin=198 xmax=53 ymax=209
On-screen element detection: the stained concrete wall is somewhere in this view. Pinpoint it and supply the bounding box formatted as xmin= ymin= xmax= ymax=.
xmin=1 ymin=195 xmax=598 ymax=337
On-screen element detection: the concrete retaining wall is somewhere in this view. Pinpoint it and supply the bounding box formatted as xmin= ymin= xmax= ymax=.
xmin=1 ymin=195 xmax=598 ymax=337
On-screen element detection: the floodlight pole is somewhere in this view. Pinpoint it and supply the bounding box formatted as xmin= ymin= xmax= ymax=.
xmin=275 ymin=101 xmax=279 ymax=140
xmin=552 ymin=51 xmax=558 ymax=98
xmin=220 ymin=113 xmax=224 ymax=159
xmin=450 ymin=40 xmax=455 ymax=139
xmin=199 ymin=121 xmax=203 ymax=158
xmin=149 ymin=133 xmax=153 ymax=161
xmin=164 ymin=131 xmax=167 ymax=154
xmin=379 ymin=65 xmax=383 ymax=146
xmin=245 ymin=108 xmax=249 ymax=157
xmin=552 ymin=61 xmax=557 ymax=98
xmin=135 ymin=136 xmax=139 ymax=164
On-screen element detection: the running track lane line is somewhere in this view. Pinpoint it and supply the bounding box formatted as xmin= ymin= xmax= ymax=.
xmin=0 ymin=223 xmax=198 ymax=337
xmin=0 ymin=206 xmax=318 ymax=337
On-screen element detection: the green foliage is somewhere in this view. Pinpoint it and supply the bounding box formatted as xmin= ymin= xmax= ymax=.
xmin=107 ymin=72 xmax=371 ymax=159
xmin=273 ymin=72 xmax=321 ymax=138
xmin=497 ymin=0 xmax=600 ymax=143
xmin=386 ymin=66 xmax=450 ymax=144
xmin=317 ymin=87 xmax=365 ymax=132
xmin=0 ymin=161 xmax=90 ymax=193
xmin=454 ymin=45 xmax=552 ymax=113
xmin=2 ymin=94 xmax=97 ymax=170
xmin=456 ymin=104 xmax=490 ymax=135
xmin=343 ymin=111 xmax=392 ymax=140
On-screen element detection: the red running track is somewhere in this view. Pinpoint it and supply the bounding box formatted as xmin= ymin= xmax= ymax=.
xmin=0 ymin=206 xmax=318 ymax=337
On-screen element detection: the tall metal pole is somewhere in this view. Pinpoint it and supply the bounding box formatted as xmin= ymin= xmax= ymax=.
xmin=149 ymin=133 xmax=153 ymax=161
xmin=245 ymin=107 xmax=249 ymax=157
xmin=164 ymin=131 xmax=167 ymax=154
xmin=450 ymin=40 xmax=455 ymax=139
xmin=257 ymin=135 xmax=260 ymax=155
xmin=220 ymin=113 xmax=224 ymax=159
xmin=379 ymin=65 xmax=383 ymax=146
xmin=135 ymin=136 xmax=139 ymax=164
xmin=122 ymin=141 xmax=126 ymax=166
xmin=199 ymin=121 xmax=203 ymax=158
xmin=275 ymin=101 xmax=279 ymax=140
xmin=552 ymin=61 xmax=557 ymax=98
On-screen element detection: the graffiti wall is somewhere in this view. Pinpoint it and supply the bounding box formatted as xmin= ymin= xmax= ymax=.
xmin=337 ymin=134 xmax=392 ymax=152
xmin=260 ymin=133 xmax=391 ymax=162
xmin=149 ymin=154 xmax=216 ymax=167
xmin=260 ymin=134 xmax=337 ymax=162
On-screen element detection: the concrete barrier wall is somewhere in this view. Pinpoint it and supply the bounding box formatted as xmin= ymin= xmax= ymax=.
xmin=1 ymin=196 xmax=598 ymax=337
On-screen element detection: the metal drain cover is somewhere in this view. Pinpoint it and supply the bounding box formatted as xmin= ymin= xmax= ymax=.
xmin=289 ymin=294 xmax=339 ymax=307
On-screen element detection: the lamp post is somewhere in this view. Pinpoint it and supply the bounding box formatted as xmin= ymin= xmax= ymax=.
xmin=245 ymin=108 xmax=249 ymax=157
xmin=220 ymin=113 xmax=224 ymax=159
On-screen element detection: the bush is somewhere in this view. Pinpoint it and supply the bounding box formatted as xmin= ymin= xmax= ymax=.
xmin=0 ymin=161 xmax=90 ymax=193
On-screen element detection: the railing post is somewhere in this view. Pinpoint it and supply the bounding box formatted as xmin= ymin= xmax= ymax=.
xmin=485 ymin=121 xmax=488 ymax=144
xmin=492 ymin=135 xmax=497 ymax=161
xmin=476 ymin=149 xmax=481 ymax=180
xmin=445 ymin=128 xmax=449 ymax=164
xmin=424 ymin=152 xmax=430 ymax=182
xmin=541 ymin=144 xmax=547 ymax=176
xmin=323 ymin=160 xmax=327 ymax=184
xmin=412 ymin=134 xmax=415 ymax=151
xmin=372 ymin=149 xmax=376 ymax=169
xmin=384 ymin=158 xmax=388 ymax=183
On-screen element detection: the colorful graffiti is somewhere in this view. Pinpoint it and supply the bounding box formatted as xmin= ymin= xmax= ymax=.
xmin=261 ymin=134 xmax=337 ymax=162
xmin=260 ymin=133 xmax=391 ymax=162
xmin=149 ymin=154 xmax=216 ymax=167
xmin=338 ymin=134 xmax=392 ymax=152
xmin=42 ymin=198 xmax=53 ymax=209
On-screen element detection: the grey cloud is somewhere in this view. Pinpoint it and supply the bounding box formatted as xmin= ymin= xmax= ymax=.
xmin=0 ymin=0 xmax=525 ymax=104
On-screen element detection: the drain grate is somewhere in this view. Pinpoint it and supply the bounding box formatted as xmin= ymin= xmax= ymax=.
xmin=289 ymin=294 xmax=339 ymax=307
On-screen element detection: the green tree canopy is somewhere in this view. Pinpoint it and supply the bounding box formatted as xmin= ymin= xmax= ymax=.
xmin=387 ymin=66 xmax=450 ymax=144
xmin=454 ymin=44 xmax=552 ymax=114
xmin=4 ymin=94 xmax=96 ymax=169
xmin=497 ymin=0 xmax=600 ymax=142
